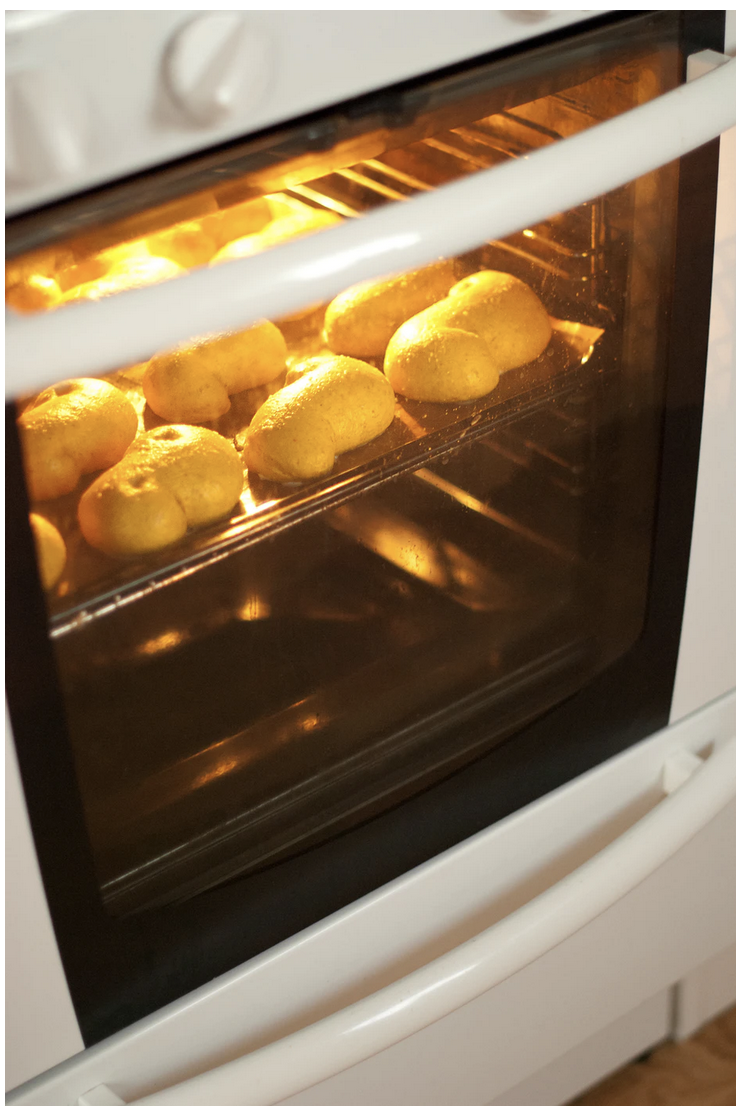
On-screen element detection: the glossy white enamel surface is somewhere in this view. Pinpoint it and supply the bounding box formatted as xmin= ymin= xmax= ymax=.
xmin=5 ymin=710 xmax=84 ymax=1092
xmin=7 ymin=54 xmax=736 ymax=400
xmin=90 ymin=738 xmax=736 ymax=1106
xmin=9 ymin=692 xmax=736 ymax=1106
xmin=460 ymin=991 xmax=671 ymax=1106
xmin=675 ymin=941 xmax=736 ymax=1040
xmin=670 ymin=116 xmax=736 ymax=721
xmin=5 ymin=11 xmax=604 ymax=215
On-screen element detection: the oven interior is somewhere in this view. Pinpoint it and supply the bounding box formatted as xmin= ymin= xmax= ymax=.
xmin=7 ymin=17 xmax=682 ymax=915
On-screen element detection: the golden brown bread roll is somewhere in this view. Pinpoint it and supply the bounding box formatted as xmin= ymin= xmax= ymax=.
xmin=142 ymin=321 xmax=288 ymax=424
xmin=55 ymin=256 xmax=110 ymax=293
xmin=323 ymin=261 xmax=457 ymax=359
xmin=29 ymin=514 xmax=66 ymax=590
xmin=61 ymin=255 xmax=184 ymax=302
xmin=6 ymin=246 xmax=75 ymax=291
xmin=384 ymin=271 xmax=552 ymax=403
xmin=200 ymin=197 xmax=273 ymax=249
xmin=6 ymin=274 xmax=62 ymax=313
xmin=78 ymin=425 xmax=243 ymax=557
xmin=18 ymin=378 xmax=139 ymax=501
xmin=212 ymin=207 xmax=341 ymax=264
xmin=244 ymin=356 xmax=395 ymax=483
xmin=146 ymin=221 xmax=218 ymax=268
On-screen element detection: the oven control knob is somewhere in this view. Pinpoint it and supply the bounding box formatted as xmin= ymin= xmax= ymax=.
xmin=5 ymin=67 xmax=88 ymax=188
xmin=165 ymin=14 xmax=271 ymax=127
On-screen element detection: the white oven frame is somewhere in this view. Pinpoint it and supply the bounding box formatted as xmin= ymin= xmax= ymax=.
xmin=5 ymin=11 xmax=608 ymax=220
xmin=6 ymin=17 xmax=736 ymax=1105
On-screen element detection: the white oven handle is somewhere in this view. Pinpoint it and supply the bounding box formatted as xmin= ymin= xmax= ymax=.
xmin=90 ymin=734 xmax=736 ymax=1106
xmin=6 ymin=51 xmax=736 ymax=399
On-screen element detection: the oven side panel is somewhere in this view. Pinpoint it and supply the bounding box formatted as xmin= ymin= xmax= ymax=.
xmin=670 ymin=25 xmax=736 ymax=722
xmin=4 ymin=713 xmax=84 ymax=1091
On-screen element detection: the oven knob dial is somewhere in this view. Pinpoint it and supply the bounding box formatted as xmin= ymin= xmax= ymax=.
xmin=5 ymin=67 xmax=88 ymax=188
xmin=165 ymin=14 xmax=271 ymax=127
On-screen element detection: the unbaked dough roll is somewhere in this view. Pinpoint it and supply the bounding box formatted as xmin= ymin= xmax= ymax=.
xmin=384 ymin=271 xmax=552 ymax=403
xmin=244 ymin=356 xmax=395 ymax=483
xmin=29 ymin=514 xmax=66 ymax=590
xmin=142 ymin=321 xmax=288 ymax=424
xmin=78 ymin=425 xmax=243 ymax=557
xmin=323 ymin=261 xmax=457 ymax=359
xmin=18 ymin=378 xmax=139 ymax=501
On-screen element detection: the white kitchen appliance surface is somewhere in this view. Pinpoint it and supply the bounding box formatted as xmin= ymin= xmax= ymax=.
xmin=8 ymin=691 xmax=736 ymax=1106
xmin=6 ymin=12 xmax=736 ymax=1106
xmin=5 ymin=11 xmax=607 ymax=217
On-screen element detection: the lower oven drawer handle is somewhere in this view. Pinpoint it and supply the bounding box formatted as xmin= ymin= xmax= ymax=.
xmin=7 ymin=53 xmax=736 ymax=398
xmin=120 ymin=735 xmax=736 ymax=1106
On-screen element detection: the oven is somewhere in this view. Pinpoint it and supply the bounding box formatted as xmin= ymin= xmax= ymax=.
xmin=6 ymin=11 xmax=736 ymax=1106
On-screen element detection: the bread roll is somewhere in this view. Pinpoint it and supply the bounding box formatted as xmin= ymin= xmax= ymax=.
xmin=29 ymin=514 xmax=66 ymax=590
xmin=78 ymin=425 xmax=243 ymax=557
xmin=384 ymin=271 xmax=552 ymax=403
xmin=146 ymin=221 xmax=218 ymax=268
xmin=212 ymin=208 xmax=341 ymax=264
xmin=56 ymin=256 xmax=110 ymax=293
xmin=143 ymin=321 xmax=288 ymax=424
xmin=6 ymin=246 xmax=75 ymax=293
xmin=6 ymin=274 xmax=62 ymax=313
xmin=244 ymin=356 xmax=395 ymax=483
xmin=62 ymin=255 xmax=183 ymax=302
xmin=200 ymin=198 xmax=272 ymax=249
xmin=18 ymin=378 xmax=139 ymax=501
xmin=323 ymin=261 xmax=457 ymax=358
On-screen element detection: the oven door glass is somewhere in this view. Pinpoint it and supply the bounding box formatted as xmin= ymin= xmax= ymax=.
xmin=5 ymin=9 xmax=722 ymax=1042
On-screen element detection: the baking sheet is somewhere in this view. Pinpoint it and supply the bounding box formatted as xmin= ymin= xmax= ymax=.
xmin=33 ymin=312 xmax=603 ymax=630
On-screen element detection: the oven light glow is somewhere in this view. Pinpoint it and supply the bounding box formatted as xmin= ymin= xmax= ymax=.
xmin=191 ymin=756 xmax=248 ymax=790
xmin=238 ymin=596 xmax=271 ymax=620
xmin=138 ymin=630 xmax=185 ymax=656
